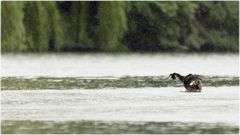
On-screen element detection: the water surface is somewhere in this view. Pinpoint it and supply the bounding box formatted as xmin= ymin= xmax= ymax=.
xmin=2 ymin=87 xmax=239 ymax=124
xmin=2 ymin=53 xmax=238 ymax=77
xmin=1 ymin=53 xmax=239 ymax=134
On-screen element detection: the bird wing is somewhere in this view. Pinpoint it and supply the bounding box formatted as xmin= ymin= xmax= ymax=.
xmin=189 ymin=80 xmax=196 ymax=86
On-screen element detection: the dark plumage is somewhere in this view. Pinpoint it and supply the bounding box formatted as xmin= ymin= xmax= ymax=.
xmin=168 ymin=72 xmax=202 ymax=92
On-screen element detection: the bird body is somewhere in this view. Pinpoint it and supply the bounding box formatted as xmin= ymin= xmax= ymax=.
xmin=169 ymin=73 xmax=202 ymax=92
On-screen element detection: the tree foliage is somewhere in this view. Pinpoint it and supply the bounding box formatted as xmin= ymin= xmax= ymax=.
xmin=97 ymin=1 xmax=128 ymax=51
xmin=1 ymin=1 xmax=239 ymax=53
xmin=23 ymin=2 xmax=63 ymax=52
xmin=1 ymin=1 xmax=26 ymax=52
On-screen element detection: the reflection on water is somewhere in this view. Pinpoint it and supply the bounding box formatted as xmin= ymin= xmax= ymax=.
xmin=2 ymin=120 xmax=239 ymax=134
xmin=1 ymin=76 xmax=239 ymax=90
xmin=1 ymin=53 xmax=239 ymax=134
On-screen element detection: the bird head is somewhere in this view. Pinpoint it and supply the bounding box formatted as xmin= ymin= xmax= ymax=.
xmin=168 ymin=73 xmax=177 ymax=80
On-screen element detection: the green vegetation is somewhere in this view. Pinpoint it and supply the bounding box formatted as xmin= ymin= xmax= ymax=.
xmin=1 ymin=1 xmax=239 ymax=52
xmin=1 ymin=2 xmax=26 ymax=52
xmin=1 ymin=76 xmax=238 ymax=90
xmin=23 ymin=2 xmax=63 ymax=51
xmin=97 ymin=2 xmax=128 ymax=51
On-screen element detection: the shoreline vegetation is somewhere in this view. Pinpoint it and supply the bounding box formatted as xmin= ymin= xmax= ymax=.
xmin=1 ymin=1 xmax=239 ymax=53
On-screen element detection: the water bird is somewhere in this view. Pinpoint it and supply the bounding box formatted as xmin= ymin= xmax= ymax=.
xmin=168 ymin=73 xmax=202 ymax=92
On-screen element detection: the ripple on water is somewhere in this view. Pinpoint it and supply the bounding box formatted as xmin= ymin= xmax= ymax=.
xmin=1 ymin=87 xmax=239 ymax=126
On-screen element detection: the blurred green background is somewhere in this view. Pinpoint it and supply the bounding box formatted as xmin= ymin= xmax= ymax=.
xmin=1 ymin=1 xmax=239 ymax=53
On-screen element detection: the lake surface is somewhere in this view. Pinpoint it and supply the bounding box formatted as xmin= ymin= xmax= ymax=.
xmin=1 ymin=53 xmax=239 ymax=134
xmin=2 ymin=53 xmax=238 ymax=77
